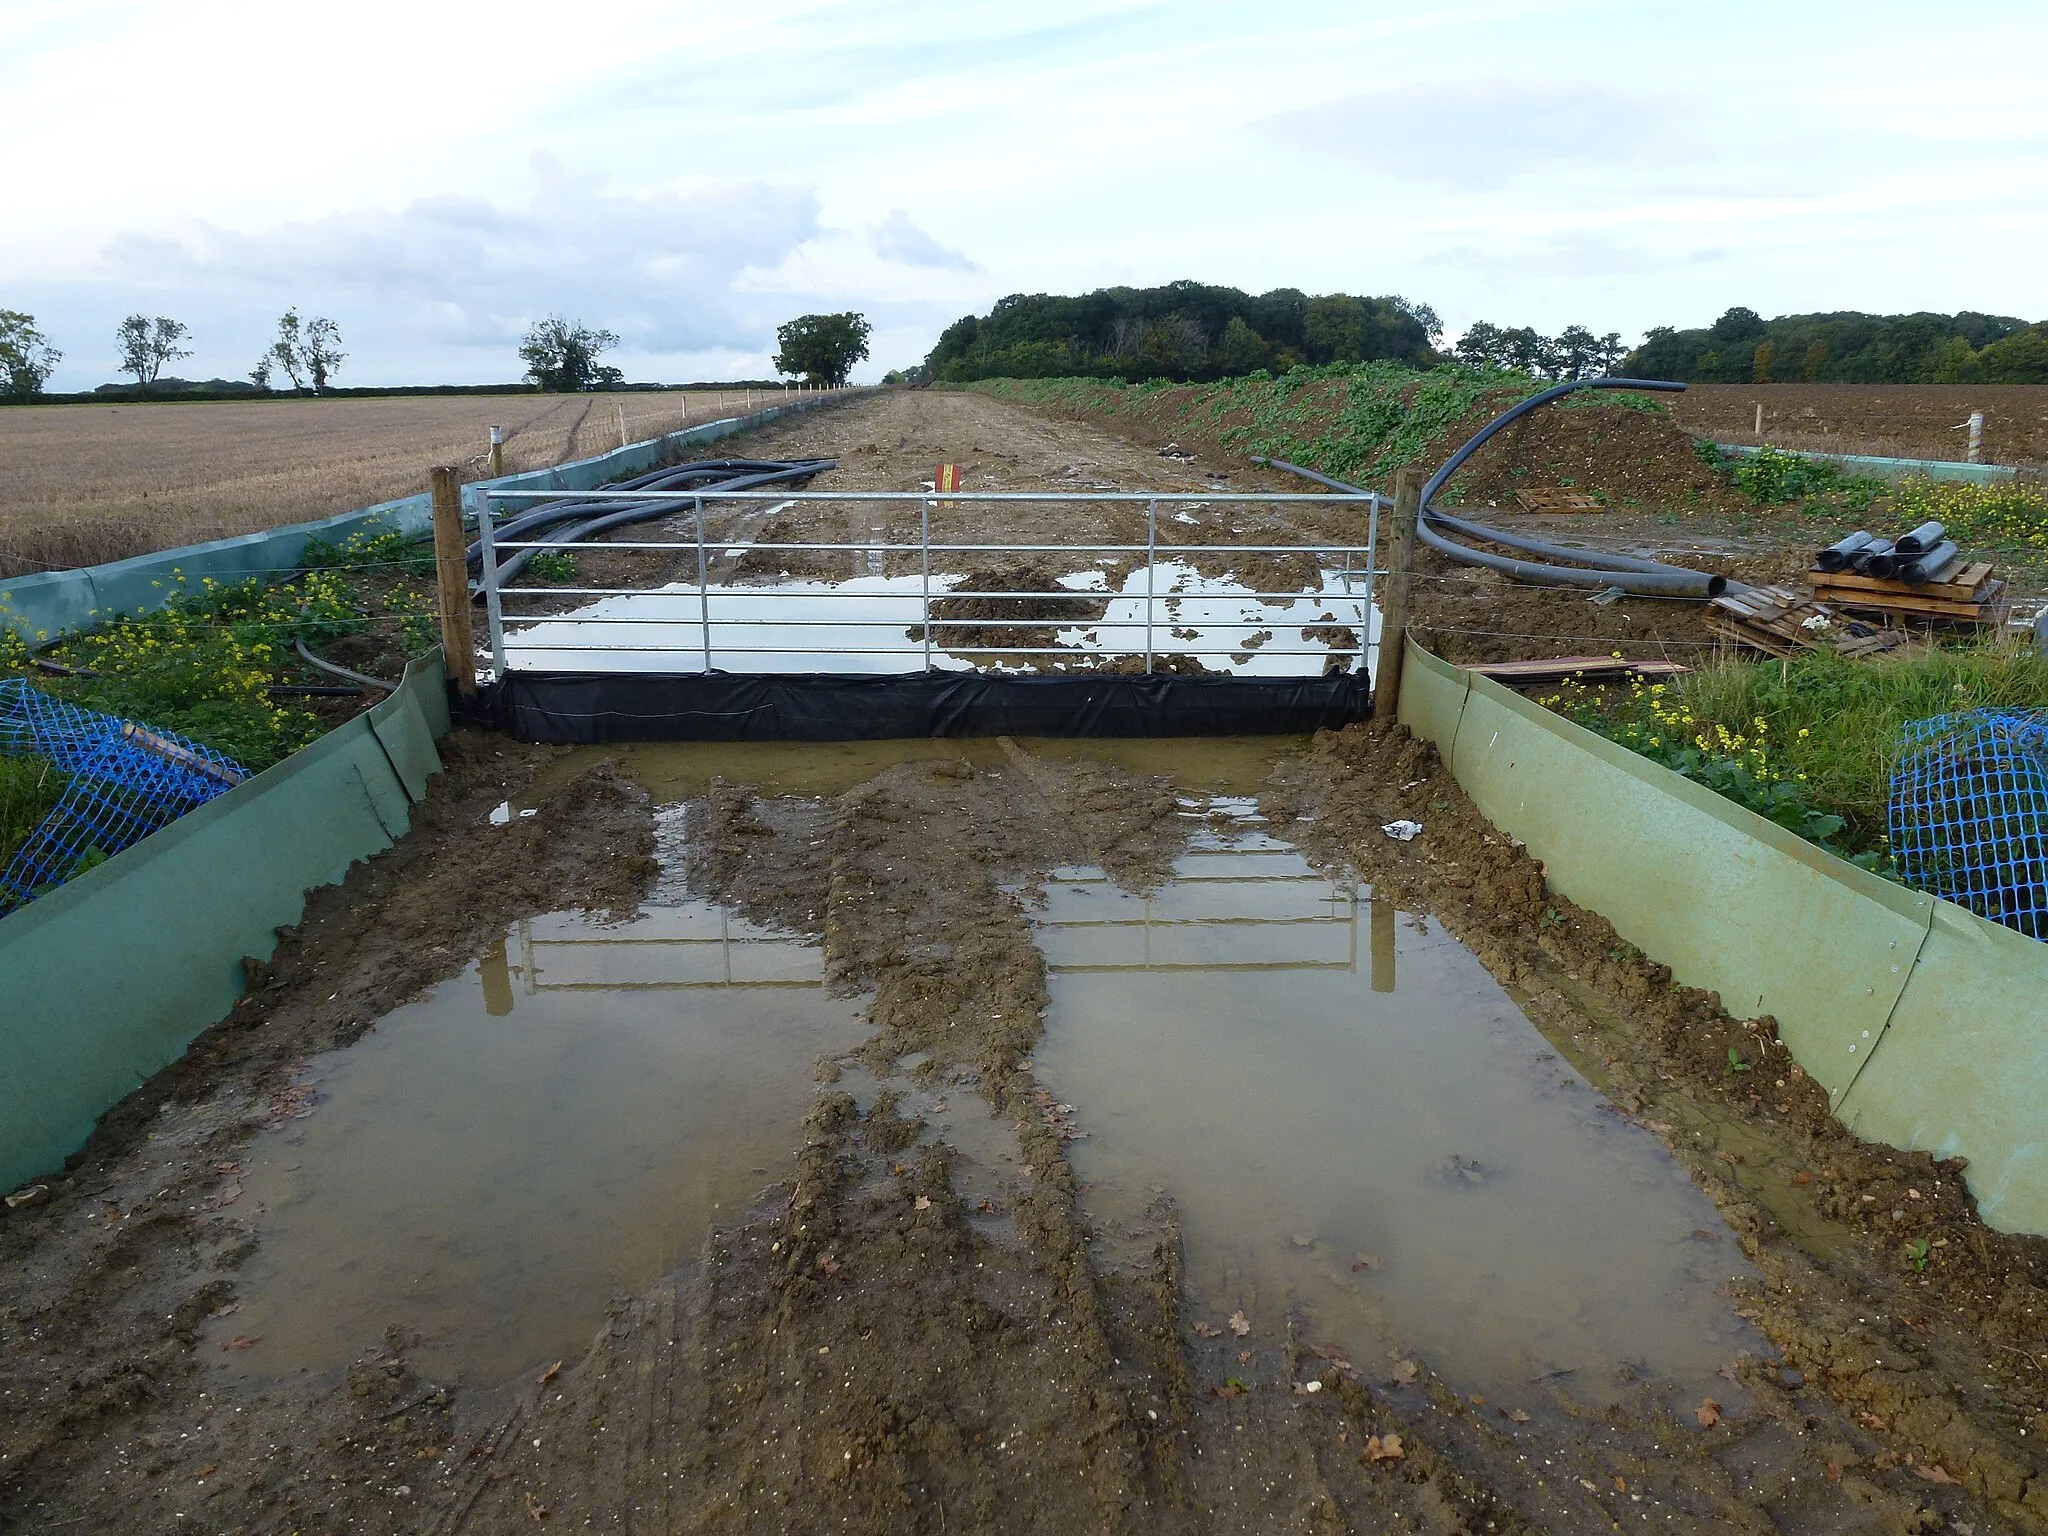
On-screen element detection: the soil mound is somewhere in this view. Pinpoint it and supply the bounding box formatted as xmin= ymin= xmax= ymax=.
xmin=909 ymin=561 xmax=1108 ymax=651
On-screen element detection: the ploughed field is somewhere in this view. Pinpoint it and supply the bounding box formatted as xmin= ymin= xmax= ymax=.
xmin=1667 ymin=382 xmax=2048 ymax=466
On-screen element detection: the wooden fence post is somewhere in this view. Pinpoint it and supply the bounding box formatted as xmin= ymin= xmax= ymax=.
xmin=1372 ymin=467 xmax=1421 ymax=727
xmin=487 ymin=425 xmax=503 ymax=478
xmin=430 ymin=466 xmax=477 ymax=699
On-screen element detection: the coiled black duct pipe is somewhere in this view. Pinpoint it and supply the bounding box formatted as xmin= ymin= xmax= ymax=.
xmin=1261 ymin=377 xmax=1728 ymax=599
xmin=465 ymin=456 xmax=837 ymax=591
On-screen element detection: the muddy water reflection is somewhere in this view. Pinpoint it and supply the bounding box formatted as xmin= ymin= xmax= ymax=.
xmin=212 ymin=903 xmax=866 ymax=1386
xmin=1031 ymin=826 xmax=1760 ymax=1411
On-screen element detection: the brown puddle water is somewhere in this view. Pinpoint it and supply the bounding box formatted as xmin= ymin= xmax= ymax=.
xmin=1030 ymin=810 xmax=1763 ymax=1415
xmin=208 ymin=901 xmax=867 ymax=1387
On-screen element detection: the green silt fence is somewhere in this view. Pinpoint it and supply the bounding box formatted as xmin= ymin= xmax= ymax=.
xmin=0 ymin=655 xmax=450 ymax=1193
xmin=1397 ymin=639 xmax=2048 ymax=1236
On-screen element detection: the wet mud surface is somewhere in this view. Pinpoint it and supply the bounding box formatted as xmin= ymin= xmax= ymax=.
xmin=7 ymin=725 xmax=2045 ymax=1533
xmin=3 ymin=399 xmax=2045 ymax=1534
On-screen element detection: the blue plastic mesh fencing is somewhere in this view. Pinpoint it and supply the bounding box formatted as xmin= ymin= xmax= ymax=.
xmin=0 ymin=679 xmax=248 ymax=913
xmin=1888 ymin=709 xmax=2048 ymax=940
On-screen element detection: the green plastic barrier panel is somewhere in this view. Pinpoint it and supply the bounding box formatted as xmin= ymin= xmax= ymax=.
xmin=1397 ymin=641 xmax=2048 ymax=1236
xmin=0 ymin=653 xmax=450 ymax=1194
xmin=1838 ymin=901 xmax=2048 ymax=1234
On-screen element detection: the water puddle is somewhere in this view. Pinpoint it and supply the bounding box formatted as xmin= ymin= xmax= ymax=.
xmin=1029 ymin=821 xmax=1761 ymax=1414
xmin=504 ymin=560 xmax=1376 ymax=676
xmin=208 ymin=902 xmax=866 ymax=1386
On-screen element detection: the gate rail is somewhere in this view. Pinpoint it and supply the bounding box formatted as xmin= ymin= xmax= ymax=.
xmin=473 ymin=488 xmax=1383 ymax=677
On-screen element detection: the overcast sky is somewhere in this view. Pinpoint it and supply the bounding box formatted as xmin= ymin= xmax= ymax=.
xmin=5 ymin=0 xmax=2044 ymax=389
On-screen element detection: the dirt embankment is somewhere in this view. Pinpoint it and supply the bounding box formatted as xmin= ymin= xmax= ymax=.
xmin=1275 ymin=722 xmax=2048 ymax=1531
xmin=1668 ymin=383 xmax=2048 ymax=467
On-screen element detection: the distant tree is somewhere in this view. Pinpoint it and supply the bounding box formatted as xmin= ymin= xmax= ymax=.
xmin=0 ymin=309 xmax=62 ymax=399
xmin=1552 ymin=325 xmax=1626 ymax=380
xmin=1751 ymin=340 xmax=1775 ymax=383
xmin=263 ymin=309 xmax=346 ymax=394
xmin=519 ymin=315 xmax=621 ymax=392
xmin=1802 ymin=339 xmax=1829 ymax=381
xmin=1453 ymin=321 xmax=1509 ymax=370
xmin=249 ymin=358 xmax=273 ymax=391
xmin=1215 ymin=315 xmax=1271 ymax=374
xmin=115 ymin=315 xmax=192 ymax=391
xmin=775 ymin=312 xmax=871 ymax=387
xmin=302 ymin=316 xmax=344 ymax=392
xmin=1977 ymin=324 xmax=2048 ymax=383
xmin=1499 ymin=326 xmax=1551 ymax=377
xmin=1391 ymin=295 xmax=1444 ymax=346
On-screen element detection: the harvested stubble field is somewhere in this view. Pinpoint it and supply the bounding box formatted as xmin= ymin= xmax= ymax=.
xmin=0 ymin=390 xmax=774 ymax=577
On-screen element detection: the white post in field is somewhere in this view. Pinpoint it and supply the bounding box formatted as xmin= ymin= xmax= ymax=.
xmin=617 ymin=400 xmax=628 ymax=449
xmin=1967 ymin=411 xmax=1985 ymax=463
xmin=1754 ymin=401 xmax=1764 ymax=438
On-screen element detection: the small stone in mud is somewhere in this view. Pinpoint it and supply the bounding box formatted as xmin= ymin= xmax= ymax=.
xmin=1351 ymin=1253 xmax=1384 ymax=1271
xmin=1289 ymin=1232 xmax=1314 ymax=1249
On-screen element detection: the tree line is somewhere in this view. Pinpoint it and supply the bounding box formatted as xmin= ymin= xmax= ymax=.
xmin=921 ymin=280 xmax=1443 ymax=384
xmin=0 ymin=307 xmax=871 ymax=401
xmin=1624 ymin=307 xmax=2048 ymax=385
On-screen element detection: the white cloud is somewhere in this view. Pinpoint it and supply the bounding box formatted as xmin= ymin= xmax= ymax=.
xmin=868 ymin=210 xmax=981 ymax=272
xmin=1255 ymin=82 xmax=1708 ymax=192
xmin=98 ymin=161 xmax=822 ymax=358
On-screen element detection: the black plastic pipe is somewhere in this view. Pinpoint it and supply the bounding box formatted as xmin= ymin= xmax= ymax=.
xmin=1262 ymin=377 xmax=1727 ymax=600
xmin=1816 ymin=531 xmax=1875 ymax=572
xmin=1898 ymin=540 xmax=1959 ymax=584
xmin=1855 ymin=539 xmax=1899 ymax=577
xmin=1895 ymin=521 xmax=1946 ymax=555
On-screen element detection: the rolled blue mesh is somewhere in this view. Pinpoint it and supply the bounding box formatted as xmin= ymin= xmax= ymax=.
xmin=1888 ymin=709 xmax=2048 ymax=939
xmin=0 ymin=679 xmax=248 ymax=913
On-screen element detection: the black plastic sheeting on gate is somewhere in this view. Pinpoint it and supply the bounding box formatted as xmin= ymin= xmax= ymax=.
xmin=471 ymin=670 xmax=1375 ymax=742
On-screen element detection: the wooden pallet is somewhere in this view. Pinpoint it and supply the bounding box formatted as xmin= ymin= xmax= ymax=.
xmin=1811 ymin=578 xmax=2006 ymax=623
xmin=1468 ymin=656 xmax=1690 ymax=685
xmin=1513 ymin=488 xmax=1605 ymax=513
xmin=1706 ymin=586 xmax=1908 ymax=658
xmin=1808 ymin=555 xmax=2004 ymax=626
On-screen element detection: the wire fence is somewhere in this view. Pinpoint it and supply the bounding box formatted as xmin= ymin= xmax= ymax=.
xmin=0 ymin=679 xmax=248 ymax=913
xmin=1888 ymin=709 xmax=2048 ymax=939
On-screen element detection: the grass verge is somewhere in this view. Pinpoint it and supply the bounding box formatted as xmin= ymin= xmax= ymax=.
xmin=0 ymin=525 xmax=442 ymax=878
xmin=1540 ymin=643 xmax=2048 ymax=867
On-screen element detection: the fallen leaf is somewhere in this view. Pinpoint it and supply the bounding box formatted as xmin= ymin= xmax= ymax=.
xmin=1192 ymin=1322 xmax=1222 ymax=1339
xmin=1613 ymin=1475 xmax=1627 ymax=1493
xmin=3 ymin=1185 xmax=48 ymax=1209
xmin=1350 ymin=1254 xmax=1384 ymax=1272
xmin=197 ymin=1465 xmax=217 ymax=1478
xmin=526 ymin=1489 xmax=551 ymax=1521
xmin=1856 ymin=1410 xmax=1890 ymax=1432
xmin=817 ymin=1255 xmax=841 ymax=1275
xmin=1690 ymin=1229 xmax=1722 ymax=1243
xmin=1469 ymin=1395 xmax=1485 ymax=1406
xmin=1364 ymin=1433 xmax=1405 ymax=1463
xmin=1912 ymin=1463 xmax=1959 ymax=1486
xmin=1792 ymin=1172 xmax=1814 ymax=1186
xmin=1228 ymin=1309 xmax=1251 ymax=1337
xmin=1211 ymin=1379 xmax=1248 ymax=1399
xmin=1237 ymin=1350 xmax=1253 ymax=1364
xmin=1392 ymin=1359 xmax=1420 ymax=1385
xmin=537 ymin=1361 xmax=562 ymax=1386
xmin=1695 ymin=1398 xmax=1722 ymax=1429
xmin=914 ymin=1195 xmax=932 ymax=1211
xmin=222 ymin=1334 xmax=263 ymax=1351
xmin=1504 ymin=1408 xmax=1531 ymax=1423
xmin=1826 ymin=1460 xmax=1842 ymax=1483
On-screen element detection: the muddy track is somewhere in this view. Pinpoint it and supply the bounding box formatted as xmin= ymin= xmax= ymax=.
xmin=4 ymin=390 xmax=2046 ymax=1534
xmin=1274 ymin=723 xmax=2048 ymax=1530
